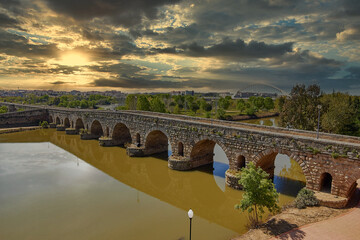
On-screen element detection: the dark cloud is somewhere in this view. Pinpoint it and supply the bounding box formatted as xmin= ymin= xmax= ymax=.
xmin=0 ymin=13 xmax=22 ymax=29
xmin=50 ymin=81 xmax=75 ymax=85
xmin=45 ymin=0 xmax=182 ymax=27
xmin=0 ymin=30 xmax=58 ymax=59
xmin=152 ymin=39 xmax=293 ymax=60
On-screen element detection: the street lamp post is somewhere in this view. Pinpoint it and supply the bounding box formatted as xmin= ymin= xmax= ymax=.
xmin=317 ymin=105 xmax=322 ymax=139
xmin=188 ymin=209 xmax=193 ymax=240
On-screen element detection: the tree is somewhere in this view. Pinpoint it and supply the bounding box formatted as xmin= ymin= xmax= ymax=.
xmin=320 ymin=92 xmax=358 ymax=135
xmin=190 ymin=102 xmax=200 ymax=113
xmin=218 ymin=97 xmax=230 ymax=110
xmin=253 ymin=97 xmax=264 ymax=109
xmin=235 ymin=162 xmax=280 ymax=227
xmin=216 ymin=108 xmax=226 ymax=119
xmin=125 ymin=95 xmax=137 ymax=110
xmin=279 ymin=84 xmax=321 ymax=130
xmin=237 ymin=99 xmax=246 ymax=113
xmin=150 ymin=96 xmax=166 ymax=113
xmin=264 ymin=97 xmax=274 ymax=110
xmin=137 ymin=95 xmax=151 ymax=111
xmin=80 ymin=99 xmax=89 ymax=109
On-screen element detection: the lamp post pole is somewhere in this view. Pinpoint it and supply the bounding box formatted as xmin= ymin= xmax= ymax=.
xmin=317 ymin=105 xmax=322 ymax=139
xmin=188 ymin=209 xmax=193 ymax=240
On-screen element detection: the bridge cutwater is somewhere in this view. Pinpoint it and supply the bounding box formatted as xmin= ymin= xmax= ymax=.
xmin=1 ymin=102 xmax=360 ymax=207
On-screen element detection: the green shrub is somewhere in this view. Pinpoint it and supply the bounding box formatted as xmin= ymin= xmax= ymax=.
xmin=39 ymin=121 xmax=48 ymax=128
xmin=294 ymin=188 xmax=319 ymax=209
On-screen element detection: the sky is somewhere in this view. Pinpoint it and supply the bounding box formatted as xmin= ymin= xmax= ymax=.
xmin=0 ymin=0 xmax=359 ymax=93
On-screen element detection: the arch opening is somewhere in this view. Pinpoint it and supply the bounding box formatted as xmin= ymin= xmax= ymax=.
xmin=64 ymin=118 xmax=71 ymax=128
xmin=105 ymin=127 xmax=109 ymax=137
xmin=145 ymin=130 xmax=168 ymax=156
xmin=257 ymin=151 xmax=306 ymax=197
xmin=136 ymin=133 xmax=141 ymax=146
xmin=55 ymin=117 xmax=60 ymax=125
xmin=75 ymin=118 xmax=85 ymax=131
xmin=49 ymin=115 xmax=53 ymax=123
xmin=320 ymin=172 xmax=332 ymax=193
xmin=178 ymin=142 xmax=184 ymax=156
xmin=112 ymin=123 xmax=132 ymax=146
xmin=90 ymin=120 xmax=103 ymax=139
xmin=236 ymin=155 xmax=246 ymax=170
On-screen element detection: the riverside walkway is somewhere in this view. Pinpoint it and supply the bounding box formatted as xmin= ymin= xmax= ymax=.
xmin=274 ymin=182 xmax=360 ymax=240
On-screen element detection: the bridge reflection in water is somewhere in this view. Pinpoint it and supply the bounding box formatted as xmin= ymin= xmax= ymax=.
xmin=0 ymin=129 xmax=305 ymax=238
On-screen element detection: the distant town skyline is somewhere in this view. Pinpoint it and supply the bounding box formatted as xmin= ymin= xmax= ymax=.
xmin=0 ymin=0 xmax=359 ymax=93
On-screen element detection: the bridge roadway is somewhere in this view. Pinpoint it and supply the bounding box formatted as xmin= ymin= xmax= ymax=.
xmin=1 ymin=102 xmax=360 ymax=205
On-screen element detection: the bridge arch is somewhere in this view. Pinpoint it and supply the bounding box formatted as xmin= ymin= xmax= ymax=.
xmin=112 ymin=123 xmax=132 ymax=146
xmin=64 ymin=118 xmax=71 ymax=128
xmin=178 ymin=142 xmax=184 ymax=156
xmin=90 ymin=120 xmax=104 ymax=138
xmin=190 ymin=138 xmax=231 ymax=168
xmin=55 ymin=117 xmax=61 ymax=125
xmin=49 ymin=115 xmax=53 ymax=123
xmin=253 ymin=148 xmax=310 ymax=186
xmin=75 ymin=118 xmax=85 ymax=131
xmin=144 ymin=128 xmax=171 ymax=156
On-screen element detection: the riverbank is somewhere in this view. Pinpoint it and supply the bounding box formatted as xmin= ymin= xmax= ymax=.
xmin=230 ymin=112 xmax=279 ymax=121
xmin=0 ymin=126 xmax=41 ymax=135
xmin=232 ymin=186 xmax=360 ymax=240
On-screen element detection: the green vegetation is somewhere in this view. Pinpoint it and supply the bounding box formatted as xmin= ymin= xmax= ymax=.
xmin=117 ymin=94 xmax=276 ymax=120
xmin=235 ymin=162 xmax=280 ymax=228
xmin=0 ymin=106 xmax=8 ymax=113
xmin=294 ymin=188 xmax=319 ymax=209
xmin=39 ymin=121 xmax=48 ymax=128
xmin=0 ymin=94 xmax=115 ymax=109
xmin=280 ymin=84 xmax=360 ymax=136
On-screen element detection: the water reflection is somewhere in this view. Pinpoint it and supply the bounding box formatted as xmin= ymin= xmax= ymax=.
xmin=0 ymin=129 xmax=305 ymax=240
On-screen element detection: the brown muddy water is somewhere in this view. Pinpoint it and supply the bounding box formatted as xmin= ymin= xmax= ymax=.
xmin=0 ymin=129 xmax=305 ymax=240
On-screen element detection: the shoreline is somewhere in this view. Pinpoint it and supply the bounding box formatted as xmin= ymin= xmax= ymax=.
xmin=0 ymin=126 xmax=41 ymax=135
xmin=230 ymin=112 xmax=279 ymax=121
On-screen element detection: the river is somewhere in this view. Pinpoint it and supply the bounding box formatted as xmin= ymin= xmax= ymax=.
xmin=0 ymin=128 xmax=304 ymax=240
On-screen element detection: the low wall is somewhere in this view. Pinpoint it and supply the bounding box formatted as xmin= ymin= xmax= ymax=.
xmin=0 ymin=109 xmax=48 ymax=128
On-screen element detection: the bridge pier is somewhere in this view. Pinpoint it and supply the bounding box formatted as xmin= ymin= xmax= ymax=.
xmin=126 ymin=143 xmax=168 ymax=157
xmin=168 ymin=154 xmax=214 ymax=170
xmin=49 ymin=123 xmax=56 ymax=128
xmin=80 ymin=132 xmax=101 ymax=140
xmin=99 ymin=137 xmax=125 ymax=147
xmin=56 ymin=125 xmax=66 ymax=131
xmin=65 ymin=128 xmax=77 ymax=135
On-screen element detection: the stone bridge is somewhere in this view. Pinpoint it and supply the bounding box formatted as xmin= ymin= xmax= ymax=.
xmin=1 ymin=102 xmax=360 ymax=205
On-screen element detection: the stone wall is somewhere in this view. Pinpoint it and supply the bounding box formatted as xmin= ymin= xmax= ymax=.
xmin=0 ymin=109 xmax=48 ymax=128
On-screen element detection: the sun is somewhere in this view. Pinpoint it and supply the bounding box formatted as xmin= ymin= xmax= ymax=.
xmin=60 ymin=52 xmax=89 ymax=66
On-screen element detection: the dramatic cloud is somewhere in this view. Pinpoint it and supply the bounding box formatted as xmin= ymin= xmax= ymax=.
xmin=45 ymin=0 xmax=182 ymax=27
xmin=0 ymin=0 xmax=359 ymax=92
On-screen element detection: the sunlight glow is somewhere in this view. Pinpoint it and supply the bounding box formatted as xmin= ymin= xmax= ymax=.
xmin=60 ymin=53 xmax=89 ymax=66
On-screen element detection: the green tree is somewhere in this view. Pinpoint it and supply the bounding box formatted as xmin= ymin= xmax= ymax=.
xmin=320 ymin=92 xmax=358 ymax=135
xmin=236 ymin=99 xmax=246 ymax=113
xmin=80 ymin=99 xmax=89 ymax=109
xmin=235 ymin=162 xmax=280 ymax=226
xmin=137 ymin=95 xmax=151 ymax=111
xmin=279 ymin=84 xmax=321 ymax=130
xmin=218 ymin=97 xmax=230 ymax=110
xmin=150 ymin=96 xmax=166 ymax=113
xmin=216 ymin=108 xmax=226 ymax=119
xmin=264 ymin=97 xmax=274 ymax=110
xmin=253 ymin=97 xmax=265 ymax=109
xmin=125 ymin=95 xmax=137 ymax=110
xmin=190 ymin=102 xmax=200 ymax=113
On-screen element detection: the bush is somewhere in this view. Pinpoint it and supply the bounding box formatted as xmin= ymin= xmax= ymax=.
xmin=294 ymin=188 xmax=319 ymax=209
xmin=39 ymin=121 xmax=48 ymax=128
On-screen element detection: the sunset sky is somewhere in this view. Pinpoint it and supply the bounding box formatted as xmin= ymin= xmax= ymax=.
xmin=0 ymin=0 xmax=359 ymax=93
